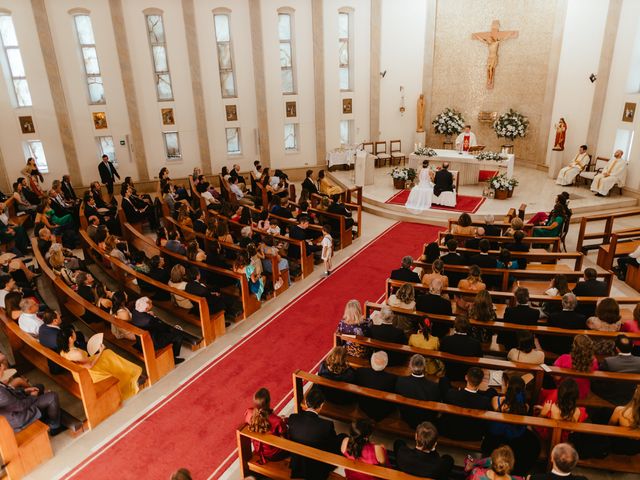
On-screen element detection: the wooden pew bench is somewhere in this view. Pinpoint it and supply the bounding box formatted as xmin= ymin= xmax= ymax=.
xmin=438 ymin=231 xmax=561 ymax=252
xmin=575 ymin=207 xmax=640 ymax=253
xmin=0 ymin=311 xmax=121 ymax=430
xmin=0 ymin=416 xmax=52 ymax=479
xmin=79 ymin=229 xmax=225 ymax=346
xmin=596 ymin=232 xmax=640 ymax=270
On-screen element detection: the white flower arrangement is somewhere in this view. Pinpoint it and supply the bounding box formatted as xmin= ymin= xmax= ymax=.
xmin=488 ymin=173 xmax=518 ymax=191
xmin=475 ymin=151 xmax=507 ymax=162
xmin=493 ymin=109 xmax=529 ymax=140
xmin=432 ymin=108 xmax=465 ymax=136
xmin=389 ymin=167 xmax=417 ymax=181
xmin=413 ymin=146 xmax=437 ymax=157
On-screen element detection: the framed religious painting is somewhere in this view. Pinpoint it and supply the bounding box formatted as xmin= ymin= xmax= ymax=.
xmin=285 ymin=101 xmax=297 ymax=118
xmin=92 ymin=112 xmax=108 ymax=130
xmin=342 ymin=98 xmax=353 ymax=114
xmin=622 ymin=102 xmax=636 ymax=123
xmin=162 ymin=108 xmax=175 ymax=125
xmin=18 ymin=116 xmax=35 ymax=134
xmin=225 ymin=105 xmax=238 ymax=122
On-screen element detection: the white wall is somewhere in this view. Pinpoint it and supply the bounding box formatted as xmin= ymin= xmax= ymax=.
xmin=261 ymin=0 xmax=316 ymax=170
xmin=378 ymin=0 xmax=426 ymax=152
xmin=323 ymin=0 xmax=370 ymax=150
xmin=0 ymin=1 xmax=67 ymax=187
xmin=545 ymin=0 xmax=608 ymax=168
xmin=597 ymin=0 xmax=640 ymax=190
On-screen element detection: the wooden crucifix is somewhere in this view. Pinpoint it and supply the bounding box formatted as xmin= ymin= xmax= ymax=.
xmin=472 ymin=20 xmax=518 ymax=89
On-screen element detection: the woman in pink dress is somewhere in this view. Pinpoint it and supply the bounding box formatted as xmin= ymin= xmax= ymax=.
xmin=552 ymin=334 xmax=598 ymax=399
xmin=244 ymin=388 xmax=288 ymax=463
xmin=340 ymin=419 xmax=387 ymax=480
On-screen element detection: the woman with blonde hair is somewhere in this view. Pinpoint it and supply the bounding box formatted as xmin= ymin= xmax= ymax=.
xmin=421 ymin=259 xmax=449 ymax=289
xmin=318 ymin=346 xmax=356 ymax=404
xmin=388 ymin=283 xmax=416 ymax=311
xmin=168 ymin=264 xmax=194 ymax=310
xmin=243 ymin=388 xmax=287 ymax=463
xmin=336 ymin=299 xmax=370 ymax=357
xmin=609 ymin=385 xmax=640 ymax=455
xmin=458 ymin=265 xmax=486 ymax=292
xmin=505 ymin=217 xmax=524 ymax=237
xmin=466 ymin=445 xmax=519 ymax=480
xmin=553 ymin=334 xmax=598 ymax=399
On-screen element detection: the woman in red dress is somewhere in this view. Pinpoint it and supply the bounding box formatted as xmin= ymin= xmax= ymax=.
xmin=244 ymin=388 xmax=288 ymax=463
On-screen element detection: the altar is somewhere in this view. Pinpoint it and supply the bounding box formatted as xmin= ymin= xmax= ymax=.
xmin=408 ymin=149 xmax=514 ymax=185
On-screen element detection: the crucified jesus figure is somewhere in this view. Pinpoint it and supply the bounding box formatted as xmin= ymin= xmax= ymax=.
xmin=472 ymin=20 xmax=518 ymax=89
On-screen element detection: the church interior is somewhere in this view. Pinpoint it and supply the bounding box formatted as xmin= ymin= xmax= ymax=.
xmin=0 ymin=0 xmax=640 ymax=479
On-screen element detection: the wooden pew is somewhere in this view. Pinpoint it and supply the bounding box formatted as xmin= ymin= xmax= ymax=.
xmin=438 ymin=231 xmax=561 ymax=252
xmin=31 ymin=237 xmax=174 ymax=384
xmin=120 ymin=221 xmax=261 ymax=320
xmin=0 ymin=417 xmax=52 ymax=480
xmin=596 ymin=230 xmax=640 ymax=270
xmin=237 ymin=424 xmax=426 ymax=480
xmin=433 ymin=244 xmax=584 ymax=270
xmin=79 ymin=229 xmax=225 ymax=346
xmin=293 ymin=370 xmax=640 ymax=474
xmin=575 ymin=208 xmax=640 ymax=253
xmin=334 ymin=333 xmax=640 ymax=409
xmin=0 ymin=311 xmax=121 ymax=430
xmin=346 ymin=185 xmax=363 ymax=206
xmin=412 ymin=261 xmax=613 ymax=294
xmin=163 ymin=215 xmax=290 ymax=296
xmin=627 ymin=263 xmax=640 ymax=292
xmin=446 ymin=217 xmax=533 ymax=235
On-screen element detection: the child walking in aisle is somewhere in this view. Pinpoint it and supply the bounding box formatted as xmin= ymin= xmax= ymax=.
xmin=321 ymin=224 xmax=333 ymax=276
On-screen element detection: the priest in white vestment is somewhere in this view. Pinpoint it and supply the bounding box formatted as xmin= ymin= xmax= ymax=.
xmin=556 ymin=145 xmax=590 ymax=185
xmin=455 ymin=125 xmax=477 ymax=152
xmin=591 ymin=150 xmax=627 ymax=196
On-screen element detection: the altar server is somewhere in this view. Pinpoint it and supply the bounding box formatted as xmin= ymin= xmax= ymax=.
xmin=556 ymin=145 xmax=590 ymax=186
xmin=455 ymin=125 xmax=477 ymax=152
xmin=591 ymin=150 xmax=627 ymax=196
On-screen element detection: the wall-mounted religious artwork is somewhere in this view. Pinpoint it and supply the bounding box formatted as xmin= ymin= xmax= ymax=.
xmin=285 ymin=101 xmax=297 ymax=118
xmin=18 ymin=116 xmax=35 ymax=134
xmin=162 ymin=108 xmax=175 ymax=125
xmin=92 ymin=112 xmax=108 ymax=129
xmin=225 ymin=105 xmax=238 ymax=122
xmin=342 ymin=98 xmax=353 ymax=115
xmin=622 ymin=102 xmax=636 ymax=123
xmin=477 ymin=111 xmax=497 ymax=124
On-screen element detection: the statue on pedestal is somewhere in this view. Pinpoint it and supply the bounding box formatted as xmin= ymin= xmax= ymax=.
xmin=553 ymin=118 xmax=567 ymax=151
xmin=416 ymin=94 xmax=425 ymax=133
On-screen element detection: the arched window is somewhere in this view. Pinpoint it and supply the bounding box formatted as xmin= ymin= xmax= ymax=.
xmin=144 ymin=11 xmax=173 ymax=101
xmin=0 ymin=12 xmax=32 ymax=106
xmin=213 ymin=9 xmax=237 ymax=98
xmin=71 ymin=13 xmax=106 ymax=104
xmin=277 ymin=8 xmax=296 ymax=94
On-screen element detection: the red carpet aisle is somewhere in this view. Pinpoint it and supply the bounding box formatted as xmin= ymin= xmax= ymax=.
xmin=386 ymin=190 xmax=486 ymax=213
xmin=63 ymin=222 xmax=442 ymax=480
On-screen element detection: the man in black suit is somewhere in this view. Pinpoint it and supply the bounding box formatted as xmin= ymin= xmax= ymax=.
xmin=440 ymin=239 xmax=465 ymax=286
xmin=482 ymin=214 xmax=502 ymax=237
xmin=38 ymin=309 xmax=86 ymax=374
xmin=439 ymin=316 xmax=482 ymax=381
xmin=572 ymin=268 xmax=608 ymax=317
xmin=288 ymin=387 xmax=342 ymax=480
xmin=98 ymin=154 xmax=120 ymax=196
xmin=328 ymin=194 xmax=355 ymax=230
xmin=468 ymin=239 xmax=497 ymax=269
xmin=530 ymin=443 xmax=587 ymax=480
xmin=395 ymin=354 xmax=440 ymax=427
xmin=355 ymin=351 xmax=397 ymax=421
xmin=145 ymin=255 xmax=171 ymax=301
xmin=289 ymin=215 xmax=322 ymax=260
xmin=544 ymin=293 xmax=587 ymax=354
xmin=61 ymin=174 xmax=77 ymax=202
xmin=271 ymin=197 xmax=293 ymax=219
xmin=132 ymin=297 xmax=188 ymax=364
xmin=394 ymin=422 xmax=454 ymax=479
xmin=415 ymin=279 xmax=452 ymax=339
xmin=302 ymin=169 xmax=319 ymax=198
xmin=497 ymin=287 xmax=540 ymax=349
xmin=390 ymin=256 xmax=420 ymax=283
xmin=502 ymin=230 xmax=530 ymax=268
xmin=433 ymin=162 xmax=454 ymax=197
xmin=437 ymin=367 xmax=491 ymax=441
xmin=369 ymin=308 xmax=406 ymax=366
xmin=592 ymin=335 xmax=640 ymax=405
xmin=229 ymin=164 xmax=246 ymax=186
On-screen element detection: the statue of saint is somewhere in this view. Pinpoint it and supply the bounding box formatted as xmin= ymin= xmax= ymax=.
xmin=472 ymin=20 xmax=518 ymax=89
xmin=416 ymin=94 xmax=425 ymax=133
xmin=553 ymin=118 xmax=567 ymax=151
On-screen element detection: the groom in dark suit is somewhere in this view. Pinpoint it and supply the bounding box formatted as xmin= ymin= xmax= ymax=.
xmin=433 ymin=162 xmax=454 ymax=196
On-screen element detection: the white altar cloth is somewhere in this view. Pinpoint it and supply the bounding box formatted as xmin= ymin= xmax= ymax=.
xmin=326 ymin=146 xmax=356 ymax=168
xmin=408 ymin=149 xmax=514 ymax=185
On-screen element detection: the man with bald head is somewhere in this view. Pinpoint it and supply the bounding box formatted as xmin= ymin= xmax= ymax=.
xmin=591 ymin=149 xmax=627 ymax=196
xmin=529 ymin=443 xmax=587 ymax=480
xmin=355 ymin=351 xmax=398 ymax=420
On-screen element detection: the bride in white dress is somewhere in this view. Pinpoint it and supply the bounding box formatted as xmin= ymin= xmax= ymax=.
xmin=405 ymin=160 xmax=434 ymax=214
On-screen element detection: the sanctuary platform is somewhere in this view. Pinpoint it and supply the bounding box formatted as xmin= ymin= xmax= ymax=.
xmin=330 ymin=165 xmax=638 ymax=226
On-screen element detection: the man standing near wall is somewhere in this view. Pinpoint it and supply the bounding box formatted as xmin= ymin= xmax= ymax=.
xmin=98 ymin=154 xmax=120 ymax=196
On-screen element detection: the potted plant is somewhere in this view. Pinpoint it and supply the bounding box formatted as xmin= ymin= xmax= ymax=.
xmin=432 ymin=108 xmax=465 ymax=148
xmin=389 ymin=167 xmax=416 ymax=189
xmin=507 ymin=177 xmax=519 ymax=198
xmin=493 ymin=109 xmax=529 ymax=153
xmin=488 ymin=173 xmax=511 ymax=200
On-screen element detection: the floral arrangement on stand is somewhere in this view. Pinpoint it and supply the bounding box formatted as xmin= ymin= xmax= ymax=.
xmin=487 ymin=173 xmax=519 ymax=199
xmin=493 ymin=109 xmax=529 ymax=141
xmin=413 ymin=146 xmax=437 ymax=157
xmin=475 ymin=151 xmax=507 ymax=162
xmin=432 ymin=108 xmax=465 ymax=137
xmin=389 ymin=167 xmax=417 ymax=190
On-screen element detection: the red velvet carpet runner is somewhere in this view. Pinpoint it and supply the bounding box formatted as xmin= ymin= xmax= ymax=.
xmin=386 ymin=190 xmax=485 ymax=213
xmin=64 ymin=222 xmax=442 ymax=480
